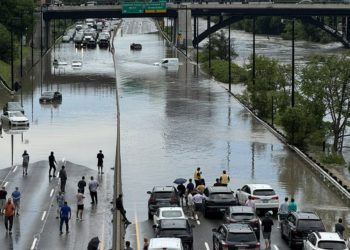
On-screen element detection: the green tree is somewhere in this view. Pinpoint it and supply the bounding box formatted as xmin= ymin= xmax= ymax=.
xmin=201 ymin=30 xmax=236 ymax=62
xmin=0 ymin=24 xmax=12 ymax=62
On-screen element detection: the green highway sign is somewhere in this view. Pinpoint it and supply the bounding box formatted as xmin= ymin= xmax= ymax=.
xmin=122 ymin=1 xmax=166 ymax=14
xmin=122 ymin=2 xmax=144 ymax=14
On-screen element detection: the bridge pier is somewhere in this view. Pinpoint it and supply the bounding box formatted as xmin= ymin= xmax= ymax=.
xmin=176 ymin=7 xmax=192 ymax=49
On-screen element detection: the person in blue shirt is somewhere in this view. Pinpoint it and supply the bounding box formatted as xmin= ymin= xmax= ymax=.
xmin=288 ymin=198 xmax=297 ymax=212
xmin=60 ymin=201 xmax=71 ymax=234
xmin=11 ymin=187 xmax=21 ymax=216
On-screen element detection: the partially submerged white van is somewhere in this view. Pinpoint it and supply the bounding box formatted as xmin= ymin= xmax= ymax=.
xmin=154 ymin=58 xmax=179 ymax=66
xmin=148 ymin=238 xmax=184 ymax=250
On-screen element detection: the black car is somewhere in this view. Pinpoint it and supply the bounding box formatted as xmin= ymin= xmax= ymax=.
xmin=212 ymin=223 xmax=260 ymax=250
xmin=280 ymin=211 xmax=326 ymax=248
xmin=39 ymin=91 xmax=62 ymax=103
xmin=224 ymin=206 xmax=260 ymax=240
xmin=147 ymin=186 xmax=180 ymax=219
xmin=130 ymin=43 xmax=142 ymax=50
xmin=153 ymin=218 xmax=194 ymax=250
xmin=202 ymin=186 xmax=237 ymax=217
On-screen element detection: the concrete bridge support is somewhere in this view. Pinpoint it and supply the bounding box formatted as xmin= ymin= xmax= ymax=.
xmin=176 ymin=7 xmax=192 ymax=48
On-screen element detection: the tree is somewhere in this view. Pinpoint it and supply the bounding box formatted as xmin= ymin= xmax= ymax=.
xmin=300 ymin=55 xmax=350 ymax=152
xmin=201 ymin=30 xmax=236 ymax=62
xmin=0 ymin=24 xmax=12 ymax=62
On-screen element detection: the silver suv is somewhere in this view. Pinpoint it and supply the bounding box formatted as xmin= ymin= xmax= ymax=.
xmin=304 ymin=232 xmax=348 ymax=250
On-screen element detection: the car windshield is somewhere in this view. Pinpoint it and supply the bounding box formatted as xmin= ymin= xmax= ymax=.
xmin=160 ymin=219 xmax=187 ymax=229
xmin=228 ymin=232 xmax=256 ymax=242
xmin=210 ymin=193 xmax=234 ymax=199
xmin=318 ymin=241 xmax=346 ymax=250
xmin=162 ymin=211 xmax=183 ymax=218
xmin=297 ymin=219 xmax=324 ymax=229
xmin=231 ymin=213 xmax=255 ymax=220
xmin=154 ymin=192 xmax=173 ymax=199
xmin=253 ymin=189 xmax=275 ymax=196
xmin=42 ymin=92 xmax=54 ymax=97
xmin=9 ymin=112 xmax=23 ymax=117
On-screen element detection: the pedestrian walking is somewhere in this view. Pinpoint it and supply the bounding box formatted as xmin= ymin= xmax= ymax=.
xmin=288 ymin=198 xmax=297 ymax=212
xmin=335 ymin=218 xmax=345 ymax=238
xmin=97 ymin=150 xmax=104 ymax=174
xmin=187 ymin=192 xmax=195 ymax=218
xmin=220 ymin=170 xmax=230 ymax=186
xmin=185 ymin=179 xmax=195 ymax=206
xmin=116 ymin=194 xmax=132 ymax=226
xmin=22 ymin=150 xmax=29 ymax=176
xmin=279 ymin=197 xmax=289 ymax=221
xmin=177 ymin=183 xmax=186 ymax=206
xmin=125 ymin=241 xmax=134 ymax=250
xmin=245 ymin=195 xmax=256 ymax=211
xmin=192 ymin=192 xmax=205 ymax=211
xmin=193 ymin=167 xmax=202 ymax=187
xmin=143 ymin=238 xmax=149 ymax=250
xmin=89 ymin=176 xmax=99 ymax=205
xmin=59 ymin=201 xmax=71 ymax=234
xmin=261 ymin=212 xmax=274 ymax=249
xmin=77 ymin=176 xmax=87 ymax=194
xmin=0 ymin=186 xmax=7 ymax=215
xmin=11 ymin=187 xmax=21 ymax=216
xmin=49 ymin=151 xmax=57 ymax=177
xmin=59 ymin=166 xmax=67 ymax=193
xmin=76 ymin=190 xmax=85 ymax=221
xmin=3 ymin=198 xmax=15 ymax=234
xmin=56 ymin=191 xmax=65 ymax=219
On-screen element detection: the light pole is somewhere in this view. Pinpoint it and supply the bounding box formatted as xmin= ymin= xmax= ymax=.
xmin=185 ymin=4 xmax=188 ymax=57
xmin=252 ymin=17 xmax=256 ymax=85
xmin=291 ymin=18 xmax=295 ymax=107
xmin=228 ymin=23 xmax=231 ymax=92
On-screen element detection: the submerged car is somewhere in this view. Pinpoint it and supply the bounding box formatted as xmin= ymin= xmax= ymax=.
xmin=72 ymin=60 xmax=83 ymax=69
xmin=39 ymin=91 xmax=62 ymax=103
xmin=130 ymin=43 xmax=142 ymax=50
xmin=1 ymin=111 xmax=29 ymax=126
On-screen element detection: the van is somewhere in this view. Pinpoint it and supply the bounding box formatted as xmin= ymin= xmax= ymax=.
xmin=154 ymin=58 xmax=179 ymax=67
xmin=148 ymin=238 xmax=184 ymax=250
xmin=3 ymin=102 xmax=25 ymax=114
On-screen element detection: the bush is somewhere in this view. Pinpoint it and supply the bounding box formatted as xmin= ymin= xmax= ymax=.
xmin=201 ymin=59 xmax=247 ymax=83
xmin=0 ymin=23 xmax=12 ymax=62
xmin=320 ymin=153 xmax=345 ymax=165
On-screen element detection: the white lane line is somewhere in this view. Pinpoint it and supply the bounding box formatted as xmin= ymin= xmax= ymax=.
xmin=205 ymin=242 xmax=210 ymax=250
xmin=4 ymin=182 xmax=8 ymax=187
xmin=30 ymin=237 xmax=38 ymax=250
xmin=259 ymin=219 xmax=262 ymax=225
xmin=50 ymin=188 xmax=54 ymax=197
xmin=13 ymin=166 xmax=18 ymax=172
xmin=195 ymin=214 xmax=198 ymax=220
xmin=41 ymin=211 xmax=47 ymax=221
xmin=196 ymin=220 xmax=200 ymax=225
xmin=274 ymin=245 xmax=279 ymax=250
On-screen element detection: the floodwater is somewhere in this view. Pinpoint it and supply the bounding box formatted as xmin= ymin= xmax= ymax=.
xmin=0 ymin=18 xmax=349 ymax=239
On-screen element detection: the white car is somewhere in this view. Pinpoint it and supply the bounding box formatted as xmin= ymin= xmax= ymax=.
xmin=1 ymin=111 xmax=29 ymax=126
xmin=236 ymin=184 xmax=279 ymax=214
xmin=148 ymin=238 xmax=184 ymax=250
xmin=304 ymin=232 xmax=349 ymax=250
xmin=153 ymin=207 xmax=186 ymax=226
xmin=72 ymin=60 xmax=83 ymax=69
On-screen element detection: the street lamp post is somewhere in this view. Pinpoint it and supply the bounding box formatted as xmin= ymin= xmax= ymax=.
xmin=185 ymin=4 xmax=188 ymax=57
xmin=11 ymin=26 xmax=14 ymax=91
xmin=291 ymin=18 xmax=295 ymax=107
xmin=252 ymin=17 xmax=256 ymax=85
xmin=228 ymin=23 xmax=232 ymax=93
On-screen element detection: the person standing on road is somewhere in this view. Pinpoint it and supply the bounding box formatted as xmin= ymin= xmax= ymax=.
xmin=213 ymin=178 xmax=222 ymax=186
xmin=279 ymin=197 xmax=289 ymax=221
xmin=125 ymin=241 xmax=134 ymax=250
xmin=335 ymin=218 xmax=345 ymax=238
xmin=59 ymin=166 xmax=67 ymax=193
xmin=76 ymin=190 xmax=85 ymax=221
xmin=193 ymin=167 xmax=202 ymax=187
xmin=0 ymin=186 xmax=7 ymax=215
xmin=56 ymin=191 xmax=65 ymax=219
xmin=11 ymin=187 xmax=21 ymax=216
xmin=143 ymin=238 xmax=149 ymax=250
xmin=220 ymin=170 xmax=230 ymax=186
xmin=185 ymin=178 xmax=195 ymax=206
xmin=22 ymin=150 xmax=29 ymax=176
xmin=89 ymin=176 xmax=99 ymax=205
xmin=78 ymin=176 xmax=87 ymax=194
xmin=187 ymin=192 xmax=195 ymax=218
xmin=49 ymin=151 xmax=57 ymax=177
xmin=97 ymin=150 xmax=104 ymax=174
xmin=3 ymin=198 xmax=15 ymax=234
xmin=245 ymin=195 xmax=256 ymax=211
xmin=59 ymin=201 xmax=71 ymax=235
xmin=288 ymin=198 xmax=297 ymax=212
xmin=177 ymin=183 xmax=186 ymax=206
xmin=196 ymin=180 xmax=205 ymax=193
xmin=261 ymin=212 xmax=274 ymax=249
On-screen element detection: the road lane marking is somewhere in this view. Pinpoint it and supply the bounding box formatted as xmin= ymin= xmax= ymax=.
xmin=41 ymin=211 xmax=46 ymax=221
xmin=50 ymin=188 xmax=54 ymax=197
xmin=196 ymin=220 xmax=200 ymax=225
xmin=195 ymin=214 xmax=198 ymax=220
xmin=274 ymin=245 xmax=279 ymax=250
xmin=134 ymin=210 xmax=140 ymax=250
xmin=259 ymin=219 xmax=262 ymax=225
xmin=30 ymin=237 xmax=38 ymax=250
xmin=205 ymin=242 xmax=210 ymax=250
xmin=4 ymin=182 xmax=8 ymax=187
xmin=13 ymin=166 xmax=17 ymax=172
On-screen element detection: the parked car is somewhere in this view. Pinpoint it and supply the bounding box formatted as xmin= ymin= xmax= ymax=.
xmin=153 ymin=219 xmax=194 ymax=250
xmin=130 ymin=43 xmax=142 ymax=50
xmin=304 ymin=232 xmax=349 ymax=250
xmin=236 ymin=184 xmax=279 ymax=214
xmin=148 ymin=237 xmax=184 ymax=250
xmin=153 ymin=207 xmax=186 ymax=227
xmin=1 ymin=111 xmax=29 ymax=127
xmin=280 ymin=211 xmax=326 ymax=248
xmin=147 ymin=186 xmax=180 ymax=219
xmin=39 ymin=91 xmax=62 ymax=103
xmin=224 ymin=206 xmax=260 ymax=240
xmin=212 ymin=223 xmax=260 ymax=250
xmin=202 ymin=186 xmax=237 ymax=217
xmin=62 ymin=35 xmax=70 ymax=42
xmin=3 ymin=102 xmax=24 ymax=114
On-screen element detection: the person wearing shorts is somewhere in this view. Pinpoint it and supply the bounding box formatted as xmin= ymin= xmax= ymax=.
xmin=261 ymin=212 xmax=274 ymax=249
xmin=76 ymin=190 xmax=85 ymax=220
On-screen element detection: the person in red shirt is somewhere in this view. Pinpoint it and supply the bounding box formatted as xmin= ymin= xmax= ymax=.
xmin=3 ymin=198 xmax=15 ymax=234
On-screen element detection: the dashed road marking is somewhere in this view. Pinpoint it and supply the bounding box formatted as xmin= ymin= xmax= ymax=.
xmin=259 ymin=219 xmax=262 ymax=225
xmin=41 ymin=211 xmax=47 ymax=221
xmin=135 ymin=210 xmax=140 ymax=250
xmin=205 ymin=242 xmax=210 ymax=250
xmin=30 ymin=237 xmax=38 ymax=250
xmin=50 ymin=188 xmax=54 ymax=197
xmin=196 ymin=220 xmax=201 ymax=225
xmin=274 ymin=245 xmax=279 ymax=250
xmin=4 ymin=182 xmax=8 ymax=187
xmin=195 ymin=214 xmax=198 ymax=220
xmin=13 ymin=166 xmax=17 ymax=172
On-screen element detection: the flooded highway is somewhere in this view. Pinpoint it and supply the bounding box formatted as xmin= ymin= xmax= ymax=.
xmin=0 ymin=18 xmax=350 ymax=249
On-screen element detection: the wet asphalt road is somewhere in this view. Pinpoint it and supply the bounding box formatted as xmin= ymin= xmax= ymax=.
xmin=0 ymin=18 xmax=350 ymax=249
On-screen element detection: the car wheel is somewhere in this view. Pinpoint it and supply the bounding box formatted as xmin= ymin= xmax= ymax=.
xmin=148 ymin=211 xmax=152 ymax=220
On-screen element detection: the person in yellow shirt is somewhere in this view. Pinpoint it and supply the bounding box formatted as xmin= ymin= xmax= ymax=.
xmin=193 ymin=167 xmax=202 ymax=187
xmin=220 ymin=170 xmax=230 ymax=186
xmin=196 ymin=180 xmax=205 ymax=193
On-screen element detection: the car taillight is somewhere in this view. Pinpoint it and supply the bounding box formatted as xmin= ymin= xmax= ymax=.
xmin=220 ymin=242 xmax=229 ymax=250
xmin=272 ymin=196 xmax=279 ymax=200
xmin=255 ymin=242 xmax=260 ymax=249
xmin=148 ymin=197 xmax=156 ymax=204
xmin=249 ymin=195 xmax=260 ymax=200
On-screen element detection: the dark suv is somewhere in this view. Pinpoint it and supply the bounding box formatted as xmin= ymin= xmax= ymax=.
xmin=153 ymin=218 xmax=194 ymax=250
xmin=202 ymin=186 xmax=237 ymax=217
xmin=147 ymin=186 xmax=180 ymax=219
xmin=212 ymin=223 xmax=260 ymax=250
xmin=280 ymin=211 xmax=326 ymax=248
xmin=224 ymin=206 xmax=260 ymax=240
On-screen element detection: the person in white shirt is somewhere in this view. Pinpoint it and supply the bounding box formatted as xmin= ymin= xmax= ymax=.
xmin=88 ymin=176 xmax=99 ymax=205
xmin=76 ymin=190 xmax=85 ymax=220
xmin=192 ymin=192 xmax=206 ymax=211
xmin=187 ymin=192 xmax=195 ymax=218
xmin=245 ymin=196 xmax=256 ymax=211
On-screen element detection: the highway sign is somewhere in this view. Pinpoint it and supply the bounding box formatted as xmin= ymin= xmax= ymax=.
xmin=122 ymin=1 xmax=166 ymax=14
